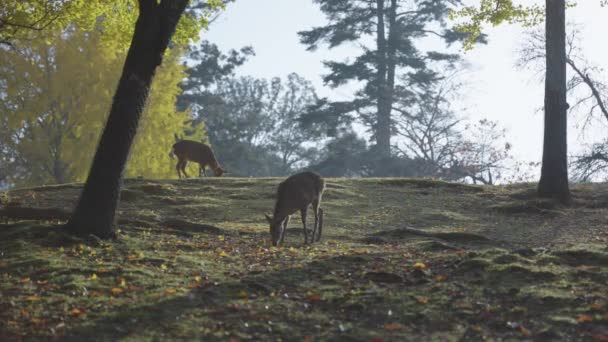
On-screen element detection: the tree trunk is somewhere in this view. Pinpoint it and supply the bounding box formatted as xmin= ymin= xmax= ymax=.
xmin=538 ymin=0 xmax=570 ymax=203
xmin=64 ymin=0 xmax=189 ymax=238
xmin=375 ymin=0 xmax=391 ymax=159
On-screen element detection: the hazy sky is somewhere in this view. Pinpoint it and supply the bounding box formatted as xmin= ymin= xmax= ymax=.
xmin=203 ymin=0 xmax=608 ymax=163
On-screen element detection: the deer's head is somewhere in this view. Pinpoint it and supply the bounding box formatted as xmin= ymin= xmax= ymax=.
xmin=265 ymin=214 xmax=282 ymax=246
xmin=213 ymin=167 xmax=225 ymax=177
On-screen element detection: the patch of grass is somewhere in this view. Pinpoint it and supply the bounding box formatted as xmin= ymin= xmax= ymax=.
xmin=1 ymin=178 xmax=607 ymax=340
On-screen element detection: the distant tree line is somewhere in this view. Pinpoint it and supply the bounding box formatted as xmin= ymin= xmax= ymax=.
xmin=177 ymin=40 xmax=513 ymax=183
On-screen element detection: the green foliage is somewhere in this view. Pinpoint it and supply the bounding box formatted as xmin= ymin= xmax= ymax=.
xmin=299 ymin=0 xmax=482 ymax=157
xmin=0 ymin=1 xmax=216 ymax=48
xmin=450 ymin=1 xmax=567 ymax=50
xmin=0 ymin=28 xmax=203 ymax=186
xmin=178 ymin=43 xmax=320 ymax=176
xmin=201 ymin=75 xmax=319 ymax=176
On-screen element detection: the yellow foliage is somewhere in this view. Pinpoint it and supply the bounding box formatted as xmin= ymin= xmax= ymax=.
xmin=1 ymin=27 xmax=206 ymax=186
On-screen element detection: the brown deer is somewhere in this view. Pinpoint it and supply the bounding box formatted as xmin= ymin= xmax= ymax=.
xmin=170 ymin=140 xmax=224 ymax=178
xmin=265 ymin=171 xmax=325 ymax=246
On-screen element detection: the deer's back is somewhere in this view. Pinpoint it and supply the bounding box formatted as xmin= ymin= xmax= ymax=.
xmin=172 ymin=140 xmax=214 ymax=163
xmin=274 ymin=172 xmax=325 ymax=216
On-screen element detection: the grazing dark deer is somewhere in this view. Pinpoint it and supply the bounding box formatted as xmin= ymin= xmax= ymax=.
xmin=265 ymin=171 xmax=325 ymax=246
xmin=170 ymin=140 xmax=224 ymax=178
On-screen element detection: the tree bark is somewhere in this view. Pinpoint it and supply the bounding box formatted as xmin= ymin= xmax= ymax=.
xmin=375 ymin=0 xmax=391 ymax=159
xmin=64 ymin=0 xmax=189 ymax=238
xmin=538 ymin=0 xmax=570 ymax=203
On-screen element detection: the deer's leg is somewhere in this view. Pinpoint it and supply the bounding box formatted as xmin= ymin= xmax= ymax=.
xmin=176 ymin=160 xmax=183 ymax=179
xmin=280 ymin=215 xmax=290 ymax=244
xmin=317 ymin=208 xmax=324 ymax=242
xmin=311 ymin=199 xmax=320 ymax=243
xmin=181 ymin=161 xmax=188 ymax=178
xmin=201 ymin=165 xmax=207 ymax=177
xmin=301 ymin=207 xmax=308 ymax=245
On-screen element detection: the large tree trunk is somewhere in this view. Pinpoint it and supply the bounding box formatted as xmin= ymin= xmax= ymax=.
xmin=538 ymin=0 xmax=570 ymax=203
xmin=375 ymin=0 xmax=391 ymax=159
xmin=64 ymin=0 xmax=189 ymax=238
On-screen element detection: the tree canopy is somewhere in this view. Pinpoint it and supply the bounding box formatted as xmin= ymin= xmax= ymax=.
xmin=0 ymin=27 xmax=203 ymax=187
xmin=299 ymin=0 xmax=484 ymax=163
xmin=0 ymin=0 xmax=217 ymax=48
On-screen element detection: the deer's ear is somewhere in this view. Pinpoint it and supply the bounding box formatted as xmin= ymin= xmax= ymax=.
xmin=264 ymin=214 xmax=273 ymax=223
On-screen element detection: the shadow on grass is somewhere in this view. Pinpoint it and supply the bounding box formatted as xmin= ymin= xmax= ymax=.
xmin=61 ymin=253 xmax=422 ymax=341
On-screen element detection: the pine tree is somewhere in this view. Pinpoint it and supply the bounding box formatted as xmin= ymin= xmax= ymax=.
xmin=299 ymin=0 xmax=482 ymax=160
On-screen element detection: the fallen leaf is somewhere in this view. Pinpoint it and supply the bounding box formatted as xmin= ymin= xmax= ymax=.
xmin=519 ymin=326 xmax=531 ymax=337
xmin=307 ymin=294 xmax=322 ymax=303
xmin=111 ymin=287 xmax=123 ymax=296
xmin=218 ymin=251 xmax=229 ymax=257
xmin=194 ymin=276 xmax=202 ymax=282
xmin=435 ymin=275 xmax=446 ymax=281
xmin=470 ymin=325 xmax=482 ymax=332
xmin=160 ymin=264 xmax=168 ymax=270
xmin=90 ymin=273 xmax=98 ymax=280
xmin=590 ymin=303 xmax=604 ymax=311
xmin=577 ymin=314 xmax=593 ymax=323
xmin=413 ymin=262 xmax=427 ymax=270
xmin=238 ymin=290 xmax=248 ymax=298
xmin=593 ymin=334 xmax=608 ymax=342
xmin=416 ymin=297 xmax=429 ymax=304
xmin=165 ymin=288 xmax=177 ymax=295
xmin=383 ymin=323 xmax=405 ymax=331
xmin=69 ymin=308 xmax=85 ymax=317
xmin=25 ymin=295 xmax=41 ymax=302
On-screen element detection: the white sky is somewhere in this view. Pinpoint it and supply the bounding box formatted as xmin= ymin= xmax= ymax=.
xmin=203 ymin=0 xmax=608 ymax=164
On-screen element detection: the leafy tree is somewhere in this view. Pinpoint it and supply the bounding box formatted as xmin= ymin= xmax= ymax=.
xmin=178 ymin=41 xmax=254 ymax=98
xmin=266 ymin=73 xmax=321 ymax=173
xmin=0 ymin=1 xmax=208 ymax=48
xmin=453 ymin=0 xmax=570 ymax=202
xmin=65 ymin=0 xmax=221 ymax=239
xmin=299 ymin=0 xmax=483 ymax=161
xmin=0 ymin=1 xmax=108 ymax=46
xmin=200 ymin=76 xmax=278 ymax=176
xmin=180 ymin=50 xmax=320 ymax=176
xmin=0 ymin=28 xmax=199 ymax=187
xmin=306 ymin=130 xmax=369 ymax=177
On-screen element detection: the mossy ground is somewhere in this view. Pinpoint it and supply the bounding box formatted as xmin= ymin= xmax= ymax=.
xmin=1 ymin=178 xmax=607 ymax=341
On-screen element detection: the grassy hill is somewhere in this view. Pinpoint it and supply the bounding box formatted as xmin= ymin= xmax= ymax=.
xmin=1 ymin=178 xmax=607 ymax=340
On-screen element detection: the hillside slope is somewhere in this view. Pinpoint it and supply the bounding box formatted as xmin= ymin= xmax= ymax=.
xmin=1 ymin=178 xmax=607 ymax=340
